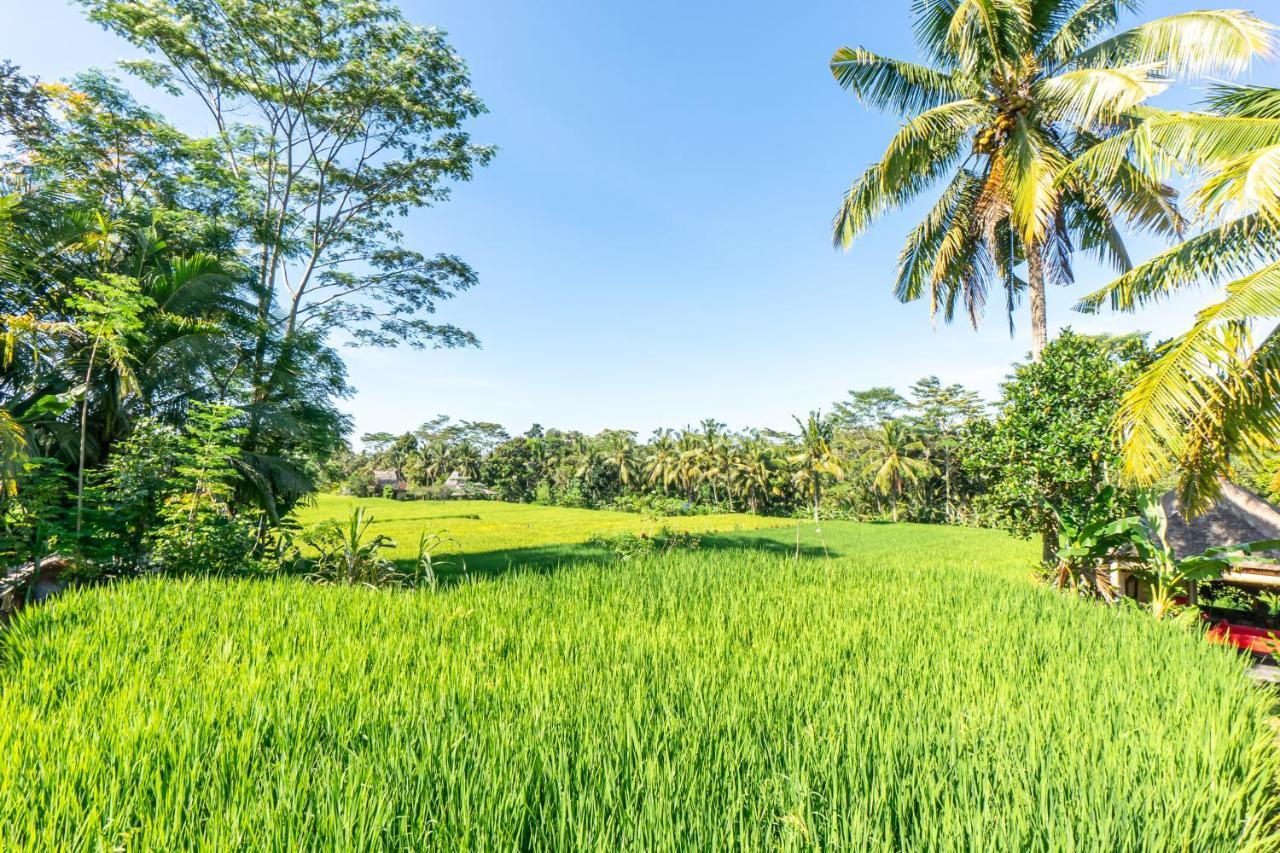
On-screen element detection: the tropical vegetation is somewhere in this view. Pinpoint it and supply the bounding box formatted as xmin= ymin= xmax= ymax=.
xmin=1075 ymin=83 xmax=1280 ymax=510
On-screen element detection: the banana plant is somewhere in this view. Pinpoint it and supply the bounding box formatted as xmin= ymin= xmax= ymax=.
xmin=1052 ymin=486 xmax=1143 ymax=596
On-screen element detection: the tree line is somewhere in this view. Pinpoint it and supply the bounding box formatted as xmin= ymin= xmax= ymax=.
xmin=336 ymin=334 xmax=1151 ymax=558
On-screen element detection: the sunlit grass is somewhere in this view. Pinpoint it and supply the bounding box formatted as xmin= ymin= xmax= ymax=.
xmin=1 ymin=520 xmax=1276 ymax=848
xmin=293 ymin=493 xmax=790 ymax=569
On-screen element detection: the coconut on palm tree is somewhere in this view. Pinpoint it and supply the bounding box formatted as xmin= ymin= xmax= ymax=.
xmin=830 ymin=1 xmax=1271 ymax=359
xmin=1073 ymin=82 xmax=1280 ymax=510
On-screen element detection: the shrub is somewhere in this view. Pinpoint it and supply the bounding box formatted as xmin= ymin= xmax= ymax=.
xmin=144 ymin=404 xmax=261 ymax=576
xmin=301 ymin=507 xmax=398 ymax=586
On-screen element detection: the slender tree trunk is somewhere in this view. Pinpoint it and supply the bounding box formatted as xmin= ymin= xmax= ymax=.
xmin=944 ymin=449 xmax=952 ymax=525
xmin=812 ymin=469 xmax=820 ymax=524
xmin=75 ymin=338 xmax=100 ymax=537
xmin=1027 ymin=240 xmax=1048 ymax=361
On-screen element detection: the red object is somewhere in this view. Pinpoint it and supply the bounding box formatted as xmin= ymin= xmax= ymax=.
xmin=1205 ymin=619 xmax=1280 ymax=655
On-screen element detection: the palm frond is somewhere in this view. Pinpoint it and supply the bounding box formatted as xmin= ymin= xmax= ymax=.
xmin=895 ymin=170 xmax=983 ymax=304
xmin=1176 ymin=328 xmax=1280 ymax=512
xmin=832 ymin=99 xmax=987 ymax=247
xmin=1036 ymin=63 xmax=1168 ymax=127
xmin=1038 ymin=0 xmax=1142 ymax=70
xmin=945 ymin=0 xmax=1032 ymax=73
xmin=1082 ymin=215 xmax=1279 ymax=313
xmin=1073 ymin=11 xmax=1275 ymax=78
xmin=1002 ymin=118 xmax=1068 ymax=244
xmin=1206 ymin=84 xmax=1280 ymax=120
xmin=1191 ymin=142 xmax=1280 ymax=222
xmin=1117 ymin=261 xmax=1280 ymax=488
xmin=829 ymin=47 xmax=970 ymax=113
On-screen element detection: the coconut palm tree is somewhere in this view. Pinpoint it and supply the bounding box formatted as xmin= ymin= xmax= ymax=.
xmin=859 ymin=421 xmax=937 ymax=523
xmin=731 ymin=437 xmax=782 ymax=514
xmin=830 ymin=2 xmax=1271 ymax=359
xmin=417 ymin=440 xmax=453 ymax=484
xmin=790 ymin=411 xmax=843 ymax=523
xmin=644 ymin=429 xmax=682 ymax=495
xmin=599 ymin=430 xmax=639 ymax=492
xmin=1073 ymin=84 xmax=1280 ymax=510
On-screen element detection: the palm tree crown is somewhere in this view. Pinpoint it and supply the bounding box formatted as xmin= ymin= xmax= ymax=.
xmin=831 ymin=1 xmax=1271 ymax=359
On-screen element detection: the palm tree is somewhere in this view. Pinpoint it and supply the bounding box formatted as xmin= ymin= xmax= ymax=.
xmin=417 ymin=440 xmax=453 ymax=484
xmin=451 ymin=442 xmax=483 ymax=481
xmin=859 ymin=421 xmax=937 ymax=523
xmin=1073 ymin=84 xmax=1280 ymax=510
xmin=644 ymin=429 xmax=682 ymax=495
xmin=731 ymin=437 xmax=781 ymax=514
xmin=830 ymin=2 xmax=1270 ymax=359
xmin=790 ymin=411 xmax=843 ymax=523
xmin=599 ymin=430 xmax=639 ymax=492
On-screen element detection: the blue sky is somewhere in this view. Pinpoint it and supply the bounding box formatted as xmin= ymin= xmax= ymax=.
xmin=4 ymin=1 xmax=1279 ymax=441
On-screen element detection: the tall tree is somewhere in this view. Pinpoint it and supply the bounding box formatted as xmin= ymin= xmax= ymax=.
xmin=78 ymin=0 xmax=495 ymax=447
xmin=859 ymin=421 xmax=936 ymax=523
xmin=790 ymin=411 xmax=843 ymax=523
xmin=829 ymin=1 xmax=1270 ymax=359
xmin=964 ymin=331 xmax=1149 ymax=560
xmin=908 ymin=377 xmax=986 ymax=522
xmin=832 ymin=386 xmax=905 ymax=430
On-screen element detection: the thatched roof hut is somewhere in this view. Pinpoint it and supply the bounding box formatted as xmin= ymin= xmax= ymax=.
xmin=1163 ymin=481 xmax=1280 ymax=585
xmin=372 ymin=469 xmax=409 ymax=498
xmin=1162 ymin=482 xmax=1280 ymax=558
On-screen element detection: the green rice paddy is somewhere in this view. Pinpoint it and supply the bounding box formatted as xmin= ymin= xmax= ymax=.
xmin=0 ymin=503 xmax=1276 ymax=849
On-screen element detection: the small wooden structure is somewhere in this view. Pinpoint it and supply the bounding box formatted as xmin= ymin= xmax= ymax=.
xmin=372 ymin=469 xmax=409 ymax=499
xmin=0 ymin=556 xmax=70 ymax=621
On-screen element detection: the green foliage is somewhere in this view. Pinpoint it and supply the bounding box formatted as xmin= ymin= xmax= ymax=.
xmin=1050 ymin=485 xmax=1141 ymax=591
xmin=301 ymin=506 xmax=398 ymax=587
xmin=146 ymin=404 xmax=257 ymax=575
xmin=86 ymin=417 xmax=181 ymax=566
xmin=0 ymin=458 xmax=72 ymax=571
xmin=965 ymin=332 xmax=1150 ymax=557
xmin=1125 ymin=493 xmax=1280 ymax=621
xmin=1074 ymin=85 xmax=1280 ymax=509
xmin=0 ymin=526 xmax=1274 ymax=848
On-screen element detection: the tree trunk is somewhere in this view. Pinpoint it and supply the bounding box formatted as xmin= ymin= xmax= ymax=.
xmin=944 ymin=451 xmax=952 ymax=525
xmin=75 ymin=339 xmax=100 ymax=537
xmin=812 ymin=470 xmax=820 ymax=524
xmin=1041 ymin=521 xmax=1059 ymax=565
xmin=1026 ymin=239 xmax=1048 ymax=362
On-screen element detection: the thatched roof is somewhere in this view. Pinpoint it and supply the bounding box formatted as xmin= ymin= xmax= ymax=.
xmin=1161 ymin=481 xmax=1280 ymax=561
xmin=372 ymin=469 xmax=407 ymax=490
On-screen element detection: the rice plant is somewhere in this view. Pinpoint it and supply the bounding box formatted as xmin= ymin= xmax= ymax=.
xmin=0 ymin=529 xmax=1276 ymax=849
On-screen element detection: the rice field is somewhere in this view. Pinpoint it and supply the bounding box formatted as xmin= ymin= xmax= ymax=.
xmin=292 ymin=494 xmax=790 ymax=573
xmin=0 ymin=516 xmax=1277 ymax=849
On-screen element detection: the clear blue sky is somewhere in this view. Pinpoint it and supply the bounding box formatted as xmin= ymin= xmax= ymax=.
xmin=4 ymin=1 xmax=1278 ymax=441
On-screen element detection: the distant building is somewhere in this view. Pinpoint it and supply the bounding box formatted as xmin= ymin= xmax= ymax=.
xmin=372 ymin=469 xmax=409 ymax=499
